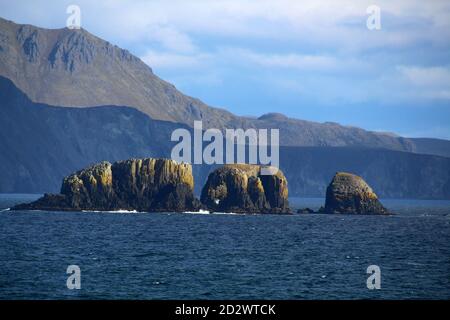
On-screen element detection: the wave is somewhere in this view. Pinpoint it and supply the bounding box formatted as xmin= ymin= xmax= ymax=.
xmin=183 ymin=209 xmax=210 ymax=214
xmin=208 ymin=211 xmax=239 ymax=215
xmin=82 ymin=209 xmax=139 ymax=213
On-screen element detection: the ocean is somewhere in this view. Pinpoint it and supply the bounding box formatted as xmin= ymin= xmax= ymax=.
xmin=0 ymin=194 xmax=449 ymax=299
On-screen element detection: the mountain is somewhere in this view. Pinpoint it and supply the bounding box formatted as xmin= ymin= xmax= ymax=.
xmin=280 ymin=146 xmax=450 ymax=199
xmin=409 ymin=138 xmax=450 ymax=158
xmin=0 ymin=17 xmax=236 ymax=128
xmin=1 ymin=76 xmax=449 ymax=199
xmin=0 ymin=17 xmax=449 ymax=199
xmin=2 ymin=17 xmax=449 ymax=154
xmin=0 ymin=76 xmax=175 ymax=192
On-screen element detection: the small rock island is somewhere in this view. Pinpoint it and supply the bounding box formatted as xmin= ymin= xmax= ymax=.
xmin=324 ymin=172 xmax=389 ymax=215
xmin=13 ymin=159 xmax=389 ymax=215
xmin=201 ymin=164 xmax=291 ymax=214
xmin=13 ymin=158 xmax=201 ymax=212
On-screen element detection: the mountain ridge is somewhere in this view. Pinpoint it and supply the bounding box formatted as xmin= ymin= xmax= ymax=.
xmin=1 ymin=75 xmax=449 ymax=199
xmin=2 ymin=17 xmax=448 ymax=154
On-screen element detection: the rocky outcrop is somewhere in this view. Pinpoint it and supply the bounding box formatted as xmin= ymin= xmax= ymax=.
xmin=200 ymin=164 xmax=290 ymax=214
xmin=13 ymin=158 xmax=201 ymax=212
xmin=324 ymin=172 xmax=389 ymax=215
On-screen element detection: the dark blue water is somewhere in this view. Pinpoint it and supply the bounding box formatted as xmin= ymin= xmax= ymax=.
xmin=1 ymin=194 xmax=449 ymax=300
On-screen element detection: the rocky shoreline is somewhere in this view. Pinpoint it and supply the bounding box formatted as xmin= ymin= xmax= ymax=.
xmin=12 ymin=158 xmax=390 ymax=215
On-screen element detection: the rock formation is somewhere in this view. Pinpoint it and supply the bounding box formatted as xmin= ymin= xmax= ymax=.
xmin=13 ymin=158 xmax=201 ymax=212
xmin=200 ymin=164 xmax=291 ymax=214
xmin=324 ymin=172 xmax=389 ymax=215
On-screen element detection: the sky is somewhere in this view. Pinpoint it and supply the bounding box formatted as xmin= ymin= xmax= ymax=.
xmin=1 ymin=0 xmax=450 ymax=139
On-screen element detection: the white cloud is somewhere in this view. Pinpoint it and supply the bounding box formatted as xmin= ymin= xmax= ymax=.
xmin=141 ymin=50 xmax=211 ymax=69
xmin=3 ymin=0 xmax=450 ymax=51
xmin=225 ymin=49 xmax=337 ymax=70
xmin=142 ymin=45 xmax=370 ymax=73
xmin=220 ymin=47 xmax=373 ymax=74
xmin=397 ymin=66 xmax=450 ymax=100
xmin=146 ymin=25 xmax=196 ymax=53
xmin=398 ymin=66 xmax=450 ymax=88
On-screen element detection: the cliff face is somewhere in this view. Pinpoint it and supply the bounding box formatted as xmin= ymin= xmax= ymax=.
xmin=4 ymin=18 xmax=449 ymax=153
xmin=279 ymin=146 xmax=450 ymax=199
xmin=111 ymin=158 xmax=195 ymax=211
xmin=14 ymin=158 xmax=200 ymax=212
xmin=1 ymin=76 xmax=449 ymax=199
xmin=0 ymin=17 xmax=236 ymax=128
xmin=200 ymin=164 xmax=290 ymax=214
xmin=324 ymin=172 xmax=388 ymax=215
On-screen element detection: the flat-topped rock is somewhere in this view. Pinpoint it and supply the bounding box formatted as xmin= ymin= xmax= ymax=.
xmin=200 ymin=164 xmax=291 ymax=214
xmin=324 ymin=172 xmax=388 ymax=215
xmin=13 ymin=158 xmax=201 ymax=212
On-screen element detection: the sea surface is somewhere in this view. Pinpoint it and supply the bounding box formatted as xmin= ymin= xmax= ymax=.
xmin=0 ymin=194 xmax=449 ymax=300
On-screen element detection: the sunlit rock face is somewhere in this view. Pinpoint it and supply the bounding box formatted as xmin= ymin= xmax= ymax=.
xmin=324 ymin=172 xmax=389 ymax=215
xmin=13 ymin=158 xmax=201 ymax=212
xmin=201 ymin=164 xmax=290 ymax=214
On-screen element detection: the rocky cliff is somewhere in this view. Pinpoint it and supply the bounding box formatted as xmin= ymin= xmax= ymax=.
xmin=1 ymin=75 xmax=449 ymax=199
xmin=1 ymin=17 xmax=450 ymax=199
xmin=3 ymin=17 xmax=449 ymax=153
xmin=13 ymin=158 xmax=201 ymax=212
xmin=279 ymin=146 xmax=450 ymax=199
xmin=200 ymin=164 xmax=290 ymax=214
xmin=324 ymin=172 xmax=388 ymax=215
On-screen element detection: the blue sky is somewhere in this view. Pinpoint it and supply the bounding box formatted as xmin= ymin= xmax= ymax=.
xmin=1 ymin=0 xmax=450 ymax=139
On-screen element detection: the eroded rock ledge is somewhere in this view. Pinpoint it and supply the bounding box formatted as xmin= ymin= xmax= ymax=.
xmin=13 ymin=158 xmax=201 ymax=212
xmin=200 ymin=164 xmax=291 ymax=214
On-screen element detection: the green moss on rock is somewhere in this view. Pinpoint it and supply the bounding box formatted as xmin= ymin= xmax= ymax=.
xmin=14 ymin=158 xmax=200 ymax=212
xmin=324 ymin=172 xmax=389 ymax=215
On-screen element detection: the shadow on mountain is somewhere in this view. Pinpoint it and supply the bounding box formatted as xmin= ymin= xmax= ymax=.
xmin=1 ymin=76 xmax=449 ymax=199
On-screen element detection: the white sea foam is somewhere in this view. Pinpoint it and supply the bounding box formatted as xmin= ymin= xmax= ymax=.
xmin=0 ymin=208 xmax=10 ymax=212
xmin=184 ymin=209 xmax=210 ymax=214
xmin=211 ymin=211 xmax=239 ymax=215
xmin=82 ymin=209 xmax=139 ymax=214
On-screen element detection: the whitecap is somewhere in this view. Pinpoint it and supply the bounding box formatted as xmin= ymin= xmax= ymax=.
xmin=184 ymin=209 xmax=210 ymax=214
xmin=212 ymin=212 xmax=239 ymax=215
xmin=82 ymin=209 xmax=139 ymax=213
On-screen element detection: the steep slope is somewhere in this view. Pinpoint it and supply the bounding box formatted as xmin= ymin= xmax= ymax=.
xmin=1 ymin=76 xmax=449 ymax=199
xmin=0 ymin=17 xmax=236 ymax=128
xmin=1 ymin=17 xmax=443 ymax=153
xmin=280 ymin=146 xmax=450 ymax=199
xmin=410 ymin=138 xmax=450 ymax=158
xmin=0 ymin=76 xmax=176 ymax=192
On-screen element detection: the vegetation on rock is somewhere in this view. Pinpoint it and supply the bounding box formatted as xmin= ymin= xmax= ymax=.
xmin=200 ymin=164 xmax=290 ymax=214
xmin=324 ymin=172 xmax=388 ymax=215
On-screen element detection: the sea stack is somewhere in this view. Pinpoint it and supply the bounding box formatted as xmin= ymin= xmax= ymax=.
xmin=324 ymin=172 xmax=388 ymax=215
xmin=13 ymin=158 xmax=201 ymax=212
xmin=200 ymin=164 xmax=291 ymax=214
